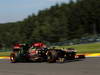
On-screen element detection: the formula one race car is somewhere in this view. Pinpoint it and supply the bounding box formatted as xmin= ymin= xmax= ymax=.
xmin=10 ymin=43 xmax=47 ymax=63
xmin=10 ymin=43 xmax=85 ymax=63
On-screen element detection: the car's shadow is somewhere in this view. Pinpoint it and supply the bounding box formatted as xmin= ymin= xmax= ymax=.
xmin=10 ymin=59 xmax=85 ymax=64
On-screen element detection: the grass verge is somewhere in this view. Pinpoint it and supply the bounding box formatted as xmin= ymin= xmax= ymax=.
xmin=0 ymin=52 xmax=11 ymax=56
xmin=55 ymin=42 xmax=100 ymax=53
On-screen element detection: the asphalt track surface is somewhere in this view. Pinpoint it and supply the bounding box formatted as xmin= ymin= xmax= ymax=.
xmin=0 ymin=57 xmax=100 ymax=75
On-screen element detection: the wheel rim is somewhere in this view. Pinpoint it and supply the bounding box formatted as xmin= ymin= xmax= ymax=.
xmin=10 ymin=55 xmax=15 ymax=62
xmin=10 ymin=56 xmax=14 ymax=60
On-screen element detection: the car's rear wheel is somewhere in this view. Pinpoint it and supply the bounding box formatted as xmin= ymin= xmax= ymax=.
xmin=10 ymin=54 xmax=17 ymax=63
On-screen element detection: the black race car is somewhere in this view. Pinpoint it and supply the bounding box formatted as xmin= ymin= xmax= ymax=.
xmin=10 ymin=43 xmax=85 ymax=63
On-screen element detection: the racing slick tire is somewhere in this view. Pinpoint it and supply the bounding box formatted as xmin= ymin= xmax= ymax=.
xmin=47 ymin=56 xmax=56 ymax=63
xmin=10 ymin=53 xmax=18 ymax=63
xmin=46 ymin=50 xmax=57 ymax=63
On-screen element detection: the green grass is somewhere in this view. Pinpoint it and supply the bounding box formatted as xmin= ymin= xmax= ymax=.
xmin=55 ymin=42 xmax=100 ymax=53
xmin=0 ymin=52 xmax=11 ymax=56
